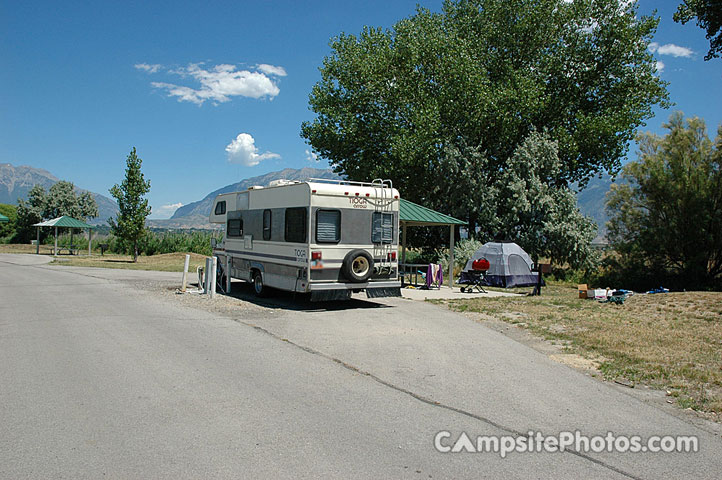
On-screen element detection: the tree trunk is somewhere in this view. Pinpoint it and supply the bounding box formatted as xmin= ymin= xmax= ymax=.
xmin=133 ymin=241 xmax=138 ymax=263
xmin=467 ymin=211 xmax=477 ymax=239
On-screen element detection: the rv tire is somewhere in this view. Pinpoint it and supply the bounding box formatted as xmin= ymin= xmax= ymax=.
xmin=342 ymin=249 xmax=374 ymax=283
xmin=252 ymin=271 xmax=267 ymax=297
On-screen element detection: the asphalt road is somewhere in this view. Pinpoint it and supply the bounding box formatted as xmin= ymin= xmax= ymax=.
xmin=1 ymin=253 xmax=720 ymax=479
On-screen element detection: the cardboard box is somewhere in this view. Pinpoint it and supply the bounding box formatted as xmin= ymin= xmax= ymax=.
xmin=587 ymin=289 xmax=607 ymax=300
xmin=578 ymin=284 xmax=588 ymax=299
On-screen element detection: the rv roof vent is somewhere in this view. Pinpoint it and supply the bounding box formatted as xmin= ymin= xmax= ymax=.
xmin=268 ymin=179 xmax=298 ymax=187
xmin=248 ymin=185 xmax=264 ymax=190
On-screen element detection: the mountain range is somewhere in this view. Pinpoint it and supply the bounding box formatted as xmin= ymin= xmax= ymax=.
xmin=162 ymin=167 xmax=614 ymax=235
xmin=575 ymin=175 xmax=615 ymax=238
xmin=148 ymin=167 xmax=341 ymax=229
xmin=0 ymin=163 xmax=118 ymax=224
xmin=1 ymin=162 xmax=614 ymax=235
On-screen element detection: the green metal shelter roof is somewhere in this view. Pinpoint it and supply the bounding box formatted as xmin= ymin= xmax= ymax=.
xmin=400 ymin=199 xmax=466 ymax=226
xmin=33 ymin=216 xmax=95 ymax=229
xmin=0 ymin=213 xmax=8 ymax=223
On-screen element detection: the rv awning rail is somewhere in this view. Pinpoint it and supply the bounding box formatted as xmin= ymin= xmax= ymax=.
xmin=308 ymin=178 xmax=394 ymax=189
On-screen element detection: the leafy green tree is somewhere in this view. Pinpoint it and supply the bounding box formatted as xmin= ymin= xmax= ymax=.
xmin=0 ymin=204 xmax=18 ymax=240
xmin=606 ymin=112 xmax=722 ymax=289
xmin=675 ymin=1 xmax=722 ymax=60
xmin=15 ymin=185 xmax=46 ymax=242
xmin=302 ymin=0 xmax=669 ymax=252
xmin=14 ymin=182 xmax=98 ymax=242
xmin=454 ymin=130 xmax=598 ymax=268
xmin=45 ymin=181 xmax=99 ymax=220
xmin=109 ymin=147 xmax=151 ymax=262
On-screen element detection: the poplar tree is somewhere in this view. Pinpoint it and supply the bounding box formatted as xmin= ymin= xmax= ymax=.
xmin=109 ymin=147 xmax=151 ymax=262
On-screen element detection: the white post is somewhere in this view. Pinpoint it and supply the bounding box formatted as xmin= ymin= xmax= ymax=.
xmin=448 ymin=225 xmax=455 ymax=289
xmin=226 ymin=256 xmax=231 ymax=293
xmin=401 ymin=222 xmax=407 ymax=264
xmin=204 ymin=257 xmax=211 ymax=294
xmin=181 ymin=254 xmax=190 ymax=292
xmin=54 ymin=226 xmax=58 ymax=257
xmin=209 ymin=256 xmax=217 ymax=299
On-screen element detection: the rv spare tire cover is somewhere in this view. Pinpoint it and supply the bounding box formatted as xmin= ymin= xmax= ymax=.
xmin=342 ymin=249 xmax=374 ymax=283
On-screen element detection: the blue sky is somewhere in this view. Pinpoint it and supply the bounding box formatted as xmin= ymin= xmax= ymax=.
xmin=1 ymin=0 xmax=720 ymax=218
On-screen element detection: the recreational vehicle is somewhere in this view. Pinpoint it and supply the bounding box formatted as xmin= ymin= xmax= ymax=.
xmin=210 ymin=178 xmax=401 ymax=301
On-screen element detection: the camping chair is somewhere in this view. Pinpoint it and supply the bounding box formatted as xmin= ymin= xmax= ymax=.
xmin=459 ymin=258 xmax=489 ymax=293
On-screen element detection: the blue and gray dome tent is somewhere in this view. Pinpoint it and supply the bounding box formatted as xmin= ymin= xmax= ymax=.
xmin=461 ymin=242 xmax=542 ymax=288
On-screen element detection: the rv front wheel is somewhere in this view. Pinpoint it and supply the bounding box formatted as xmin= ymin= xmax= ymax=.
xmin=252 ymin=271 xmax=267 ymax=297
xmin=342 ymin=250 xmax=374 ymax=282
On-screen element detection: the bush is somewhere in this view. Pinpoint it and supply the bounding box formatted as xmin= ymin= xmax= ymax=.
xmin=436 ymin=238 xmax=484 ymax=272
xmin=401 ymin=248 xmax=435 ymax=265
xmin=128 ymin=230 xmax=221 ymax=257
xmin=38 ymin=230 xmax=222 ymax=257
xmin=0 ymin=203 xmax=18 ymax=240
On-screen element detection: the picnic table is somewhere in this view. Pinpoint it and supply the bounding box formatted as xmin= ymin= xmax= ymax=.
xmin=56 ymin=245 xmax=80 ymax=255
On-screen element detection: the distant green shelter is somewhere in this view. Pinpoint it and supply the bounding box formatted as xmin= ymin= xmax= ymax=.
xmin=33 ymin=216 xmax=95 ymax=256
xmin=0 ymin=213 xmax=8 ymax=223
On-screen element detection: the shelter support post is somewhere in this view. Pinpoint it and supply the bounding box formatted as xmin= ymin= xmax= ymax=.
xmin=54 ymin=226 xmax=58 ymax=257
xmin=36 ymin=227 xmax=40 ymax=255
xmin=448 ymin=225 xmax=454 ymax=289
xmin=70 ymin=229 xmax=74 ymax=254
xmin=401 ymin=222 xmax=407 ymax=265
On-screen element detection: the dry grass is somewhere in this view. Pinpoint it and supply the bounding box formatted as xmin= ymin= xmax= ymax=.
xmin=436 ymin=284 xmax=722 ymax=417
xmin=0 ymin=244 xmax=207 ymax=272
xmin=0 ymin=243 xmax=56 ymax=254
xmin=51 ymin=252 xmax=208 ymax=272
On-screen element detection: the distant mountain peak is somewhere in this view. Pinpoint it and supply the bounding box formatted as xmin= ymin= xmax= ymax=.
xmin=0 ymin=162 xmax=118 ymax=225
xmin=168 ymin=167 xmax=340 ymax=222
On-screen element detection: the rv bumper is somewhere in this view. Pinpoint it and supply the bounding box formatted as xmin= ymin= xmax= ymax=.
xmin=308 ymin=281 xmax=401 ymax=301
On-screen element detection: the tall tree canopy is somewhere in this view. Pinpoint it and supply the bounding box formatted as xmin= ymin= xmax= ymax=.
xmin=109 ymin=147 xmax=151 ymax=262
xmin=675 ymin=0 xmax=722 ymax=60
xmin=302 ymin=0 xmax=669 ymax=261
xmin=14 ymin=181 xmax=98 ymax=242
xmin=606 ymin=113 xmax=722 ymax=289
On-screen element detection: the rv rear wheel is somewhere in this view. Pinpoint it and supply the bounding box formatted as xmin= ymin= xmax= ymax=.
xmin=342 ymin=250 xmax=374 ymax=283
xmin=252 ymin=271 xmax=267 ymax=297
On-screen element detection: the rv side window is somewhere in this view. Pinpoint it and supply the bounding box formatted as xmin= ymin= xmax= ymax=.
xmin=227 ymin=219 xmax=243 ymax=237
xmin=372 ymin=212 xmax=393 ymax=244
xmin=316 ymin=209 xmax=341 ymax=243
xmin=214 ymin=201 xmax=226 ymax=215
xmin=263 ymin=209 xmax=272 ymax=241
xmin=285 ymin=207 xmax=307 ymax=243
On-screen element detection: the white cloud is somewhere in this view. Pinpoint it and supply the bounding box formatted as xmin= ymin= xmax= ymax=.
xmin=305 ymin=149 xmax=319 ymax=162
xmin=149 ymin=63 xmax=284 ymax=105
xmin=152 ymin=202 xmax=183 ymax=217
xmin=225 ymin=133 xmax=280 ymax=167
xmin=135 ymin=63 xmax=162 ymax=73
xmin=648 ymin=42 xmax=694 ymax=58
xmin=655 ymin=61 xmax=665 ymax=73
xmin=256 ymin=64 xmax=287 ymax=76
